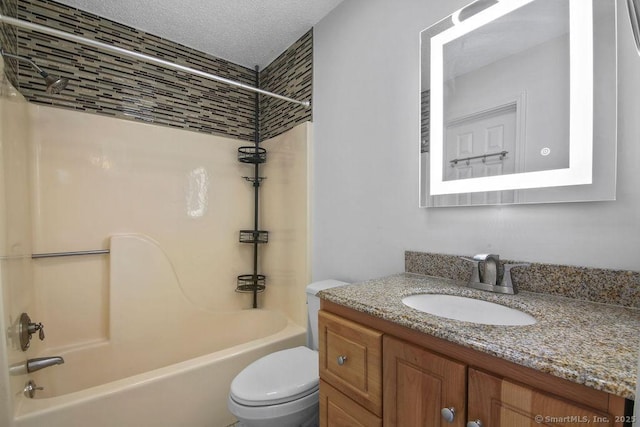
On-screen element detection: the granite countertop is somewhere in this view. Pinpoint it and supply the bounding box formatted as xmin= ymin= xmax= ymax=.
xmin=319 ymin=273 xmax=640 ymax=400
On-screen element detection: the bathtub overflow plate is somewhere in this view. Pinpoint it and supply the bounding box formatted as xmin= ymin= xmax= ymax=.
xmin=24 ymin=380 xmax=44 ymax=398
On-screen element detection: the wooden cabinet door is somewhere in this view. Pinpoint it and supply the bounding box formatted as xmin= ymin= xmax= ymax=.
xmin=468 ymin=368 xmax=616 ymax=427
xmin=320 ymin=380 xmax=382 ymax=427
xmin=383 ymin=336 xmax=467 ymax=427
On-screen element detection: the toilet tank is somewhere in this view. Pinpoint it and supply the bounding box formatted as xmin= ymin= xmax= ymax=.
xmin=305 ymin=280 xmax=348 ymax=350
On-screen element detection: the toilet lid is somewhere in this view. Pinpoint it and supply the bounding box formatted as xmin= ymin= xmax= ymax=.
xmin=230 ymin=346 xmax=319 ymax=406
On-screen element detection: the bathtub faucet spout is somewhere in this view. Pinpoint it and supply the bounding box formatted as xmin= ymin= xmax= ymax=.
xmin=26 ymin=356 xmax=64 ymax=373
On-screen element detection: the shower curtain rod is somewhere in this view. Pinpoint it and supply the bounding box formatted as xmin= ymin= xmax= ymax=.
xmin=0 ymin=14 xmax=311 ymax=108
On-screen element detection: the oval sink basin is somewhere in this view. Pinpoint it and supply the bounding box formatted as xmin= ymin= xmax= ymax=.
xmin=402 ymin=294 xmax=536 ymax=326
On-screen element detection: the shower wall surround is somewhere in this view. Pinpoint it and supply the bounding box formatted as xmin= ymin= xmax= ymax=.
xmin=28 ymin=104 xmax=311 ymax=349
xmin=0 ymin=58 xmax=35 ymax=427
xmin=13 ymin=0 xmax=312 ymax=141
xmin=0 ymin=50 xmax=311 ymax=422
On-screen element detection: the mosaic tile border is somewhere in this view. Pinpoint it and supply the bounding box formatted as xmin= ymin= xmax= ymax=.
xmin=0 ymin=0 xmax=18 ymax=88
xmin=405 ymin=250 xmax=640 ymax=308
xmin=11 ymin=0 xmax=312 ymax=142
xmin=420 ymin=89 xmax=429 ymax=153
xmin=259 ymin=29 xmax=312 ymax=142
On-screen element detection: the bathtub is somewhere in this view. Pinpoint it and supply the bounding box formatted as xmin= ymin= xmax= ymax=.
xmin=15 ymin=310 xmax=305 ymax=427
xmin=13 ymin=235 xmax=307 ymax=427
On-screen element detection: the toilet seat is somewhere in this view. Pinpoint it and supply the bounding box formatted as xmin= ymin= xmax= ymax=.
xmin=229 ymin=346 xmax=319 ymax=406
xmin=228 ymin=389 xmax=319 ymax=424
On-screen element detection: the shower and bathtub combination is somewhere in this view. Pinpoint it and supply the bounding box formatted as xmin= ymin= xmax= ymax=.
xmin=13 ymin=235 xmax=307 ymax=427
xmin=0 ymin=11 xmax=312 ymax=427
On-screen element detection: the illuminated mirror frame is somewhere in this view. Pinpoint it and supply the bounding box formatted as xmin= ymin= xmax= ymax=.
xmin=429 ymin=0 xmax=593 ymax=196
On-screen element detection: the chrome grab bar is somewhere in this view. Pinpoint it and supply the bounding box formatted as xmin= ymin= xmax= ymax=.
xmin=31 ymin=249 xmax=110 ymax=259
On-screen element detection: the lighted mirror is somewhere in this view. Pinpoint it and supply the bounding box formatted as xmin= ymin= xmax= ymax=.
xmin=420 ymin=0 xmax=617 ymax=207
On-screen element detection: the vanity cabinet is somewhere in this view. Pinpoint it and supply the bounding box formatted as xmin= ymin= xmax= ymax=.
xmin=319 ymin=302 xmax=627 ymax=427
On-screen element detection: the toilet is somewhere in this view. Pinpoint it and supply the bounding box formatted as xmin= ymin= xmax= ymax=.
xmin=227 ymin=280 xmax=348 ymax=427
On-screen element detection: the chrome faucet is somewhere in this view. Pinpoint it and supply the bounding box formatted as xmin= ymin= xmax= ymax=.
xmin=26 ymin=356 xmax=64 ymax=373
xmin=461 ymin=254 xmax=530 ymax=295
xmin=461 ymin=254 xmax=500 ymax=286
xmin=474 ymin=253 xmax=500 ymax=285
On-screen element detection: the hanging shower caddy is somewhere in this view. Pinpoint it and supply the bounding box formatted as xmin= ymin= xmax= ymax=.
xmin=236 ymin=145 xmax=267 ymax=307
xmin=236 ymin=68 xmax=266 ymax=308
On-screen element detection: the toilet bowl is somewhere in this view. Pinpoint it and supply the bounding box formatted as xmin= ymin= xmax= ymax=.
xmin=227 ymin=280 xmax=348 ymax=427
xmin=228 ymin=346 xmax=320 ymax=427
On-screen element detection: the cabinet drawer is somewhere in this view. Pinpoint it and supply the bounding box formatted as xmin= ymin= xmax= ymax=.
xmin=320 ymin=380 xmax=382 ymax=427
xmin=318 ymin=310 xmax=383 ymax=416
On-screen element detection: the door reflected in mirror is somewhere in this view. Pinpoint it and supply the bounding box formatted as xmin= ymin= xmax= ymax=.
xmin=419 ymin=0 xmax=617 ymax=207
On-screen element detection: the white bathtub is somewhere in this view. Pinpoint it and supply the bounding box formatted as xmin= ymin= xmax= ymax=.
xmin=15 ymin=310 xmax=305 ymax=427
xmin=13 ymin=235 xmax=306 ymax=427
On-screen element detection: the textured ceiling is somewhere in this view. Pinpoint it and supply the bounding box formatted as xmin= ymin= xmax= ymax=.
xmin=55 ymin=0 xmax=344 ymax=69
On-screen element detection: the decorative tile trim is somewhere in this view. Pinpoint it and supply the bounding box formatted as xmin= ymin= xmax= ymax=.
xmin=259 ymin=29 xmax=312 ymax=142
xmin=420 ymin=90 xmax=429 ymax=153
xmin=1 ymin=0 xmax=19 ymax=87
xmin=405 ymin=250 xmax=640 ymax=308
xmin=12 ymin=0 xmax=312 ymax=142
xmin=17 ymin=0 xmax=256 ymax=139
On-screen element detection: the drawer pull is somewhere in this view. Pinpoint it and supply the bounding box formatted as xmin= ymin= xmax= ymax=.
xmin=337 ymin=355 xmax=348 ymax=365
xmin=441 ymin=407 xmax=455 ymax=423
xmin=467 ymin=420 xmax=483 ymax=427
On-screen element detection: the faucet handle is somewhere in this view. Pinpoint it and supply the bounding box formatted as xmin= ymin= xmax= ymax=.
xmin=500 ymin=263 xmax=531 ymax=292
xmin=459 ymin=256 xmax=481 ymax=283
xmin=19 ymin=313 xmax=45 ymax=351
xmin=29 ymin=322 xmax=45 ymax=341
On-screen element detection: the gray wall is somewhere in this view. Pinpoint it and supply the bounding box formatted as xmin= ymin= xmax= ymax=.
xmin=312 ymin=0 xmax=640 ymax=283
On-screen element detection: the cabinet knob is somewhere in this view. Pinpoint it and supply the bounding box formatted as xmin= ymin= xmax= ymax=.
xmin=337 ymin=355 xmax=347 ymax=365
xmin=467 ymin=420 xmax=483 ymax=427
xmin=441 ymin=407 xmax=455 ymax=423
